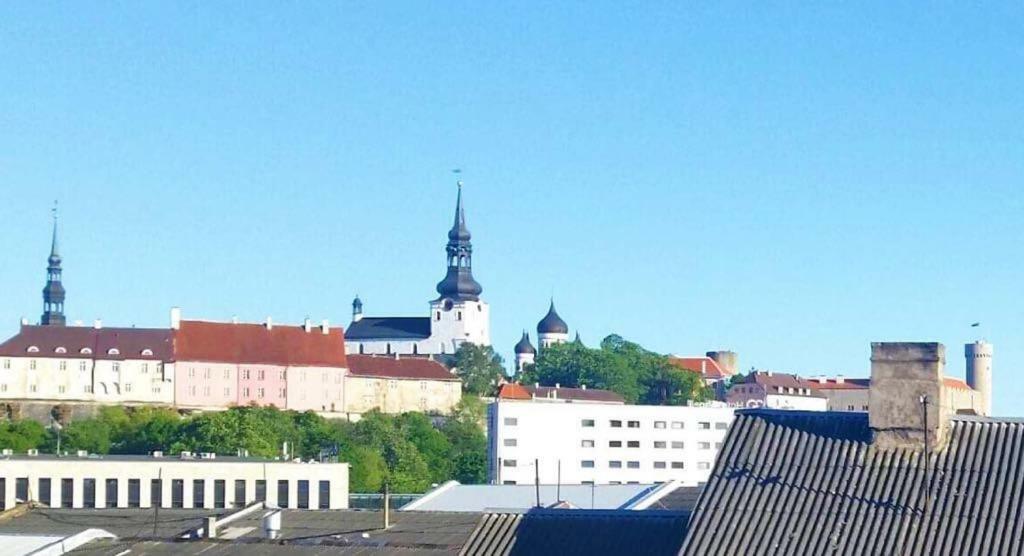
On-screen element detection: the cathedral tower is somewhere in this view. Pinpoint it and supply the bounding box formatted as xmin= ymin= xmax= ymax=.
xmin=41 ymin=204 xmax=66 ymax=326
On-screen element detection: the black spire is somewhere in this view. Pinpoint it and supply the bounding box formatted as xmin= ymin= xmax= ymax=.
xmin=537 ymin=300 xmax=568 ymax=334
xmin=436 ymin=181 xmax=483 ymax=302
xmin=41 ymin=202 xmax=66 ymax=326
xmin=515 ymin=330 xmax=536 ymax=354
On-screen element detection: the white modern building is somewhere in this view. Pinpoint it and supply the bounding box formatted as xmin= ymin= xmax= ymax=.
xmin=0 ymin=452 xmax=349 ymax=510
xmin=487 ymin=395 xmax=735 ymax=487
xmin=345 ymin=182 xmax=490 ymax=357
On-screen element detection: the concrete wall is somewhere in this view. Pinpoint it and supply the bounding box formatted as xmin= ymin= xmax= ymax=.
xmin=0 ymin=456 xmax=348 ymax=510
xmin=343 ymin=376 xmax=461 ymax=415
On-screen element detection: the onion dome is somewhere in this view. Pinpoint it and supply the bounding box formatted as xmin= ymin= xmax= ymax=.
xmin=515 ymin=331 xmax=536 ymax=354
xmin=537 ymin=301 xmax=569 ymax=335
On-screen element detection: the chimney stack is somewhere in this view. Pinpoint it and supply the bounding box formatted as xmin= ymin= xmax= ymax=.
xmin=965 ymin=341 xmax=993 ymax=417
xmin=93 ymin=319 xmax=102 ymax=329
xmin=303 ymin=317 xmax=312 ymax=333
xmin=321 ymin=319 xmax=330 ymax=335
xmin=869 ymin=342 xmax=949 ymax=451
xmin=170 ymin=307 xmax=181 ymax=330
xmin=265 ymin=317 xmax=273 ymax=330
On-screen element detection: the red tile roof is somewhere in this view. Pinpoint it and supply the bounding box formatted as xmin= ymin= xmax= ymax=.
xmin=943 ymin=377 xmax=972 ymax=391
xmin=0 ymin=325 xmax=172 ymax=361
xmin=347 ymin=355 xmax=459 ymax=381
xmin=174 ymin=320 xmax=347 ymax=367
xmin=496 ymin=383 xmax=533 ymax=400
xmin=509 ymin=385 xmax=626 ymax=404
xmin=668 ymin=356 xmax=730 ymax=379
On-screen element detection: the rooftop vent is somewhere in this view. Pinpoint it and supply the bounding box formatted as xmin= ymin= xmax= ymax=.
xmin=180 ymin=451 xmax=194 ymax=459
xmin=27 ymin=449 xmax=39 ymax=456
xmin=200 ymin=452 xmax=216 ymax=460
xmin=152 ymin=450 xmax=164 ymax=458
xmin=76 ymin=450 xmax=88 ymax=457
xmin=1 ymin=448 xmax=12 ymax=456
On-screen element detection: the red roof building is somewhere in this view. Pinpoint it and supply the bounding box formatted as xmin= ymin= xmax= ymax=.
xmin=668 ymin=357 xmax=731 ymax=381
xmin=346 ymin=355 xmax=459 ymax=381
xmin=496 ymin=383 xmax=625 ymax=405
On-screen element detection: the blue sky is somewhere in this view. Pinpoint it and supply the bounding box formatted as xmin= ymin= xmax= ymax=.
xmin=2 ymin=3 xmax=1022 ymax=414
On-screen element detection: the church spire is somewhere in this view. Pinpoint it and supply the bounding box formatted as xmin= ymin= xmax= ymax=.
xmin=41 ymin=202 xmax=66 ymax=326
xmin=436 ymin=179 xmax=483 ymax=302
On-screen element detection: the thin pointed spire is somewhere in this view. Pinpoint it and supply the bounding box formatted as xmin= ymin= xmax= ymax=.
xmin=50 ymin=200 xmax=60 ymax=260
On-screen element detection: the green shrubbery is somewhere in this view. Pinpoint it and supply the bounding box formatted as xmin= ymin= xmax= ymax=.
xmin=0 ymin=396 xmax=487 ymax=493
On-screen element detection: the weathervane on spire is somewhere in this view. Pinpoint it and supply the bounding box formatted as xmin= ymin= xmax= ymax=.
xmin=452 ymin=168 xmax=463 ymax=188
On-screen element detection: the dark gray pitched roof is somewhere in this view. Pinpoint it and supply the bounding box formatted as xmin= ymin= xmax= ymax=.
xmin=461 ymin=509 xmax=690 ymax=556
xmin=679 ymin=409 xmax=1024 ymax=556
xmin=345 ymin=317 xmax=431 ymax=340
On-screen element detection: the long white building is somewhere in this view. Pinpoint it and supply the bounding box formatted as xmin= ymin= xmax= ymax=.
xmin=487 ymin=385 xmax=735 ymax=486
xmin=0 ymin=452 xmax=349 ymax=510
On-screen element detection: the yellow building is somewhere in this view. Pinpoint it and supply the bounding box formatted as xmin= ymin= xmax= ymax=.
xmin=343 ymin=355 xmax=461 ymax=415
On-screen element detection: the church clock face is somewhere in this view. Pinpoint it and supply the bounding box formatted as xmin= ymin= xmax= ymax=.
xmin=443 ymin=299 xmax=454 ymax=311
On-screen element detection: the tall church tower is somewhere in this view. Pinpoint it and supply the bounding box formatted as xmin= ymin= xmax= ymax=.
xmin=430 ymin=181 xmax=490 ymax=351
xmin=41 ymin=204 xmax=66 ymax=326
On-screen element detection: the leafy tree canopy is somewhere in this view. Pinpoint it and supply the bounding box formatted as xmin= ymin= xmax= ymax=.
xmin=519 ymin=334 xmax=711 ymax=405
xmin=453 ymin=343 xmax=505 ymax=396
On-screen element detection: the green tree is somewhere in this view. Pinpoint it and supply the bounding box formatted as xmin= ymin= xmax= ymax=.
xmin=57 ymin=419 xmax=113 ymax=454
xmin=453 ymin=343 xmax=505 ymax=396
xmin=342 ymin=445 xmax=386 ymax=493
xmin=0 ymin=420 xmax=47 ymax=451
xmin=441 ymin=396 xmax=488 ymax=484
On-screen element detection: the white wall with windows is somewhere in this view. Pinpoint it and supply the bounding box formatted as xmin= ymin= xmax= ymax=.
xmin=0 ymin=453 xmax=348 ymax=510
xmin=487 ymin=401 xmax=736 ymax=486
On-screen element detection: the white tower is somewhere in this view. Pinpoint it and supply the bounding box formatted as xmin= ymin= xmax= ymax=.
xmin=428 ymin=181 xmax=491 ymax=353
xmin=536 ymin=301 xmax=569 ymax=350
xmin=965 ymin=340 xmax=993 ymax=417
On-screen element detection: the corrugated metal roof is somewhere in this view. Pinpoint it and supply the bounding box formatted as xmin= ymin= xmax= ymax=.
xmin=679 ymin=409 xmax=1024 ymax=555
xmin=460 ymin=509 xmax=689 ymax=556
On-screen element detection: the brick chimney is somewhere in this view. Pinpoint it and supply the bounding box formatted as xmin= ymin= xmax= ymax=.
xmin=869 ymin=342 xmax=949 ymax=450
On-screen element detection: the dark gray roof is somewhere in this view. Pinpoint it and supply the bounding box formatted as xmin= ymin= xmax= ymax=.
xmin=642 ymin=486 xmax=703 ymax=512
xmin=0 ymin=508 xmax=224 ymax=539
xmin=536 ymin=302 xmax=568 ymax=335
xmin=460 ymin=509 xmax=690 ymax=556
xmin=679 ymin=409 xmax=1024 ymax=555
xmin=345 ymin=317 xmax=431 ymax=340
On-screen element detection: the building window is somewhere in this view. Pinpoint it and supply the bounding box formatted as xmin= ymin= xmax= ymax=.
xmin=389 ymin=380 xmax=397 ymax=390
xmin=654 ymin=441 xmax=666 ymax=449
xmin=242 ymin=370 xmax=250 ymax=380
xmin=224 ymin=369 xmax=231 ymax=379
xmin=654 ymin=421 xmax=666 ymax=429
xmin=627 ymin=420 xmax=640 ymax=428
xmin=862 ymin=405 xmax=869 ymax=411
xmin=627 ymin=441 xmax=640 ymax=448
xmin=214 ymin=480 xmax=226 ymax=509
xmin=258 ymin=370 xmax=265 ymax=380
xmin=193 ymin=480 xmax=205 ymax=508
xmin=672 ymin=462 xmax=685 ymax=469
xmin=457 ymin=311 xmax=462 ymax=321
xmin=581 ymin=460 xmax=595 ymax=468
xmin=716 ymin=442 xmax=723 ymax=449
xmin=124 ymin=383 xmax=133 ymax=393
xmin=671 ymin=421 xmax=684 ymax=429
xmin=1 ymin=385 xmax=6 ymax=393
xmin=235 ymin=480 xmax=247 ymax=507
xmin=610 ymin=420 xmax=622 ymax=428
xmin=654 ymin=461 xmax=667 ymax=469
xmin=627 ymin=461 xmax=640 ymax=469
xmin=151 ymin=479 xmax=162 ymax=507
xmin=203 ymin=386 xmax=210 ymax=396
xmin=79 ymin=361 xmax=87 ymax=372
xmin=224 ymin=387 xmax=231 ymax=396
xmin=2 ymin=359 xmax=8 ymax=369
xmin=84 ymin=385 xmax=93 ymax=393
xmin=847 ymin=405 xmax=855 ymax=411
xmin=581 ymin=419 xmax=595 ymax=428
xmin=278 ymin=388 xmax=286 ymax=398
xmin=29 ymin=384 xmax=37 ymax=393
xmin=128 ymin=479 xmax=141 ymax=508
xmin=699 ymin=442 xmax=711 ymax=450
xmin=59 ymin=361 xmax=67 ymax=371
xmin=503 ymin=439 xmax=517 ymax=447
xmin=277 ymin=480 xmax=289 ymax=508
xmin=672 ymin=441 xmax=684 ymax=449
xmin=257 ymin=388 xmax=265 ymax=399
xmin=242 ymin=387 xmax=250 ymax=397
xmin=503 ymin=460 xmax=517 ymax=467
xmin=420 ymin=381 xmax=427 ymax=391
xmin=581 ymin=440 xmax=594 ymax=448
xmin=698 ymin=462 xmax=711 ymax=470
xmin=255 ymin=480 xmax=267 ymax=502
xmin=297 ymin=480 xmax=310 ymax=509
xmin=141 ymin=363 xmax=148 ymax=374
xmin=188 ymin=368 xmax=195 ymax=378
xmin=609 ymin=441 xmax=622 ymax=448
xmin=58 ymin=385 xmax=66 ymax=394
xmin=171 ymin=480 xmax=184 ymax=508
xmin=29 ymin=360 xmax=36 ymax=370
xmin=609 ymin=461 xmax=622 ymax=469
xmin=698 ymin=422 xmax=711 ymax=430
xmin=504 ymin=417 xmax=518 ymax=426
xmin=715 ymin=422 xmax=729 ymax=430
xmin=85 ymin=479 xmax=98 ymax=508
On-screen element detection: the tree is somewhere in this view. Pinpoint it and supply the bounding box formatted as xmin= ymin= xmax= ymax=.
xmin=0 ymin=420 xmax=47 ymax=451
xmin=453 ymin=343 xmax=505 ymax=396
xmin=56 ymin=419 xmax=113 ymax=454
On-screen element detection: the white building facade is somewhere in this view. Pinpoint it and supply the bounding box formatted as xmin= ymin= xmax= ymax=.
xmin=487 ymin=400 xmax=736 ymax=487
xmin=0 ymin=453 xmax=349 ymax=510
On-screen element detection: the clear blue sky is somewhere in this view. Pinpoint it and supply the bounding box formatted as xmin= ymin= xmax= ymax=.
xmin=2 ymin=4 xmax=1022 ymax=414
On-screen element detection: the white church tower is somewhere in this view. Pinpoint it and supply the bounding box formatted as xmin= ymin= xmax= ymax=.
xmin=428 ymin=181 xmax=491 ymax=352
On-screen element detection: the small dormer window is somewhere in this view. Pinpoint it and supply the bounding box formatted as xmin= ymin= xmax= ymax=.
xmin=26 ymin=346 xmax=39 ymax=353
xmin=54 ymin=346 xmax=67 ymax=354
xmin=80 ymin=347 xmax=92 ymax=355
xmin=141 ymin=349 xmax=153 ymax=356
xmin=107 ymin=348 xmax=120 ymax=356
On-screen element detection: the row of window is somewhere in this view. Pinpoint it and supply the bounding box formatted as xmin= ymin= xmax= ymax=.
xmin=0 ymin=383 xmax=161 ymax=395
xmin=501 ymin=460 xmax=711 ymax=471
xmin=1 ymin=477 xmax=331 ymax=510
xmin=501 ymin=417 xmax=729 ymax=430
xmin=6 ymin=360 xmax=160 ymax=374
xmin=502 ymin=438 xmax=719 ymax=450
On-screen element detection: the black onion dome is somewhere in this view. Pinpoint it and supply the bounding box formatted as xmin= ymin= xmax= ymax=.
xmin=435 ymin=269 xmax=483 ymax=301
xmin=537 ymin=301 xmax=569 ymax=334
xmin=514 ymin=331 xmax=536 ymax=354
